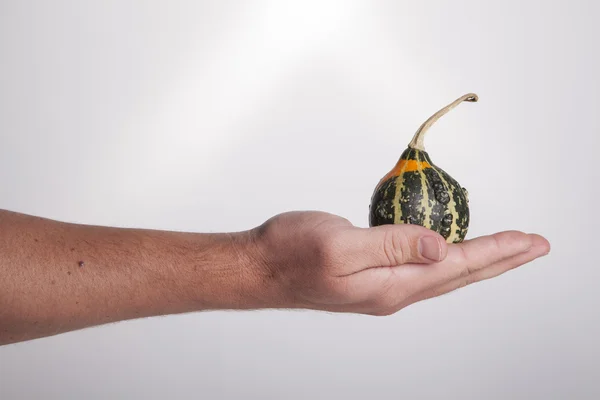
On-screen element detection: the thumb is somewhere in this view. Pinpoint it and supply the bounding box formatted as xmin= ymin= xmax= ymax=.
xmin=339 ymin=224 xmax=448 ymax=270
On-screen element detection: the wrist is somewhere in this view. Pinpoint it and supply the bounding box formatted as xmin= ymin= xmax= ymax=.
xmin=141 ymin=226 xmax=284 ymax=313
xmin=182 ymin=230 xmax=277 ymax=311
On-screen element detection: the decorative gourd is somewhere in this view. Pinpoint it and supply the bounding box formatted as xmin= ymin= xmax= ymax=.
xmin=368 ymin=93 xmax=477 ymax=243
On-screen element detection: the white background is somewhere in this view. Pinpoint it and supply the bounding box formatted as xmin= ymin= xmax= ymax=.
xmin=0 ymin=1 xmax=598 ymax=399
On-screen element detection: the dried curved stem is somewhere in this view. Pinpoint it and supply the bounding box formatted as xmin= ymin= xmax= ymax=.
xmin=408 ymin=93 xmax=478 ymax=151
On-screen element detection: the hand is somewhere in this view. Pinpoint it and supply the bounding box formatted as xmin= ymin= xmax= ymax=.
xmin=248 ymin=211 xmax=550 ymax=315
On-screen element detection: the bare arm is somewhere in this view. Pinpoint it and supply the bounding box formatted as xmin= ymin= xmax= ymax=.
xmin=0 ymin=209 xmax=263 ymax=345
xmin=0 ymin=209 xmax=550 ymax=346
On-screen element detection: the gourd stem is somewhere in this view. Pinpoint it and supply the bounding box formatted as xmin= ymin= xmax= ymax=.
xmin=408 ymin=93 xmax=478 ymax=151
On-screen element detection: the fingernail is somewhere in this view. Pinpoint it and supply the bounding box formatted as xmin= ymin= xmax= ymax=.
xmin=419 ymin=236 xmax=442 ymax=261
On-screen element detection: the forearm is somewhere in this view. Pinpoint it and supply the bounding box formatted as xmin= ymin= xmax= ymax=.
xmin=0 ymin=209 xmax=263 ymax=345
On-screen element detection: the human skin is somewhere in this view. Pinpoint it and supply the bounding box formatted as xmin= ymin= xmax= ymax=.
xmin=0 ymin=209 xmax=550 ymax=345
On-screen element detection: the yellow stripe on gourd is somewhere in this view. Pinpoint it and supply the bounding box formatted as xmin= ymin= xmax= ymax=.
xmin=392 ymin=154 xmax=410 ymax=224
xmin=430 ymin=165 xmax=461 ymax=242
xmin=415 ymin=154 xmax=432 ymax=229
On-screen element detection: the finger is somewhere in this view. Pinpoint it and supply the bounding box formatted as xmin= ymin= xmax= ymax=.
xmin=414 ymin=230 xmax=535 ymax=290
xmin=448 ymin=230 xmax=536 ymax=277
xmin=402 ymin=234 xmax=550 ymax=307
xmin=335 ymin=224 xmax=448 ymax=275
xmin=363 ymin=230 xmax=535 ymax=300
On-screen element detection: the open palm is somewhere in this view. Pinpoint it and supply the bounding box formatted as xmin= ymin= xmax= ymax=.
xmin=251 ymin=211 xmax=550 ymax=315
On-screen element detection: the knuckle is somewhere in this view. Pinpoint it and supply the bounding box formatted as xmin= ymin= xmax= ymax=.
xmin=490 ymin=234 xmax=503 ymax=252
xmin=382 ymin=229 xmax=409 ymax=266
xmin=457 ymin=246 xmax=472 ymax=278
xmin=460 ymin=265 xmax=471 ymax=278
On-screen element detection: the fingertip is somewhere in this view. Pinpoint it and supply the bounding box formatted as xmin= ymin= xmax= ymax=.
xmin=418 ymin=235 xmax=445 ymax=262
xmin=398 ymin=226 xmax=448 ymax=263
xmin=528 ymin=233 xmax=551 ymax=255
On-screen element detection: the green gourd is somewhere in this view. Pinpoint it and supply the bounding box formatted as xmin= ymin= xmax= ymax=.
xmin=368 ymin=93 xmax=477 ymax=243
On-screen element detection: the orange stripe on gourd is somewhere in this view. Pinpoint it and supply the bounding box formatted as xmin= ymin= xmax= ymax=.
xmin=378 ymin=159 xmax=431 ymax=187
